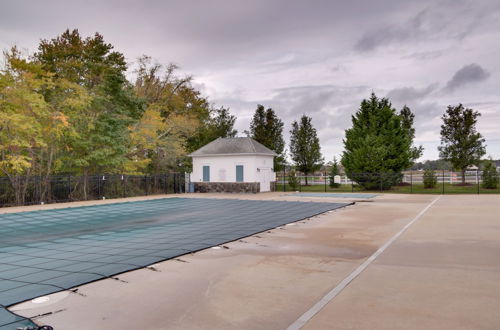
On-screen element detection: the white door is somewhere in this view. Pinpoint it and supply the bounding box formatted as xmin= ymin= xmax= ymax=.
xmin=260 ymin=169 xmax=271 ymax=192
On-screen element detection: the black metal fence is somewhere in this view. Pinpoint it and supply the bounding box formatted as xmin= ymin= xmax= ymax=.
xmin=0 ymin=173 xmax=186 ymax=207
xmin=276 ymin=170 xmax=500 ymax=194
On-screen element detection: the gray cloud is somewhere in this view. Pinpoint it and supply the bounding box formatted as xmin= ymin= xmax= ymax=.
xmin=268 ymin=85 xmax=368 ymax=127
xmin=403 ymin=50 xmax=445 ymax=61
xmin=386 ymin=84 xmax=437 ymax=103
xmin=0 ymin=0 xmax=407 ymax=70
xmin=355 ymin=7 xmax=434 ymax=52
xmin=445 ymin=63 xmax=491 ymax=92
xmin=355 ymin=24 xmax=414 ymax=52
xmin=354 ymin=1 xmax=498 ymax=52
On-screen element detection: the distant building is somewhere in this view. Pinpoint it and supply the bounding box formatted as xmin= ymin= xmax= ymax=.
xmin=188 ymin=137 xmax=277 ymax=193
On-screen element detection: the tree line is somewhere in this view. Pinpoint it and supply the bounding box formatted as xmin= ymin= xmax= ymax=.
xmin=0 ymin=30 xmax=238 ymax=203
xmin=1 ymin=29 xmax=497 ymax=202
xmin=250 ymin=94 xmax=495 ymax=190
xmin=410 ymin=159 xmax=499 ymax=171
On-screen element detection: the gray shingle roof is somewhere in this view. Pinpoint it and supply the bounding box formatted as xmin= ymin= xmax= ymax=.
xmin=188 ymin=137 xmax=278 ymax=157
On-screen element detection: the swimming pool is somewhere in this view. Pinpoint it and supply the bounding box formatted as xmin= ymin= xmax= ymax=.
xmin=0 ymin=197 xmax=349 ymax=328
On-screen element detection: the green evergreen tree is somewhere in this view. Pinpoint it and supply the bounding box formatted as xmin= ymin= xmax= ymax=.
xmin=207 ymin=107 xmax=238 ymax=138
xmin=187 ymin=107 xmax=238 ymax=152
xmin=329 ymin=157 xmax=340 ymax=188
xmin=341 ymin=93 xmax=422 ymax=190
xmin=482 ymin=160 xmax=498 ymax=189
xmin=400 ymin=105 xmax=424 ymax=161
xmin=423 ymin=169 xmax=437 ymax=188
xmin=248 ymin=105 xmax=285 ymax=171
xmin=439 ymin=104 xmax=486 ymax=184
xmin=288 ymin=170 xmax=300 ymax=191
xmin=289 ymin=115 xmax=323 ymax=185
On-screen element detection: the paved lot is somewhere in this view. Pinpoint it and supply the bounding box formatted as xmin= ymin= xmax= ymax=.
xmin=7 ymin=193 xmax=500 ymax=330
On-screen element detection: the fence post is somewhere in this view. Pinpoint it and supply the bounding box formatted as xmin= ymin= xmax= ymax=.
xmin=410 ymin=171 xmax=413 ymax=194
xmin=477 ymin=169 xmax=480 ymax=194
xmin=380 ymin=172 xmax=383 ymax=192
xmin=324 ymin=171 xmax=327 ymax=192
xmin=35 ymin=175 xmax=40 ymax=204
xmin=121 ymin=175 xmax=125 ymax=198
xmin=442 ymin=170 xmax=445 ymax=194
xmin=68 ymin=175 xmax=71 ymax=201
xmin=283 ymin=168 xmax=285 ymax=192
xmin=102 ymin=175 xmax=106 ymax=199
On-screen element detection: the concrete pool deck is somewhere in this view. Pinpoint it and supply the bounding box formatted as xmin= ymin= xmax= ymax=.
xmin=7 ymin=193 xmax=500 ymax=329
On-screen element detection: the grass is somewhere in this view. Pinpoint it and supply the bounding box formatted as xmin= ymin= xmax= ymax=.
xmin=276 ymin=183 xmax=500 ymax=194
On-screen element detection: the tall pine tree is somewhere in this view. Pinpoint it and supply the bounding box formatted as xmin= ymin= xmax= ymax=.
xmin=187 ymin=107 xmax=238 ymax=153
xmin=342 ymin=93 xmax=422 ymax=190
xmin=289 ymin=115 xmax=323 ymax=185
xmin=248 ymin=105 xmax=285 ymax=171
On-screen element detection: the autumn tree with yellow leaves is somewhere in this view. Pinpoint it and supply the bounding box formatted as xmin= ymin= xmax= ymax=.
xmin=0 ymin=30 xmax=237 ymax=203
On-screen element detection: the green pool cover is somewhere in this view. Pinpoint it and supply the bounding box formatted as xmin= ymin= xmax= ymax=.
xmin=0 ymin=197 xmax=349 ymax=329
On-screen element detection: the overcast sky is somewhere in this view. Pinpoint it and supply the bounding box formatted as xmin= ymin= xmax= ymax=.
xmin=1 ymin=0 xmax=499 ymax=161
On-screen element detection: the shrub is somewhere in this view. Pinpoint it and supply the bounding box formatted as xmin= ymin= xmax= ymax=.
xmin=288 ymin=170 xmax=300 ymax=191
xmin=349 ymin=171 xmax=401 ymax=190
xmin=423 ymin=169 xmax=437 ymax=188
xmin=482 ymin=161 xmax=498 ymax=189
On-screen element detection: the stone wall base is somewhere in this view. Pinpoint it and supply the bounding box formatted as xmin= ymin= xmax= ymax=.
xmin=194 ymin=182 xmax=260 ymax=193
